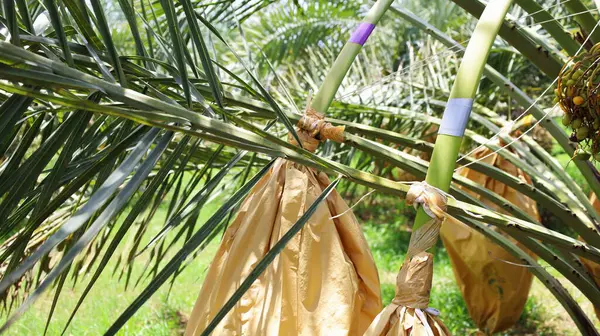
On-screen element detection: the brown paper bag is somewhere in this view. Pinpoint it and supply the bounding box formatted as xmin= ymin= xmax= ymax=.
xmin=364 ymin=251 xmax=451 ymax=336
xmin=184 ymin=159 xmax=382 ymax=335
xmin=440 ymin=146 xmax=538 ymax=334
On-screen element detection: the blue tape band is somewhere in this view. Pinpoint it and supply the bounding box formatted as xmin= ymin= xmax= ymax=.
xmin=438 ymin=98 xmax=473 ymax=137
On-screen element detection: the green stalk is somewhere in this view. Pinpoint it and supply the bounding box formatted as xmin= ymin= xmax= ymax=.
xmin=452 ymin=0 xmax=562 ymax=77
xmin=310 ymin=0 xmax=394 ymax=113
xmin=413 ymin=0 xmax=513 ymax=232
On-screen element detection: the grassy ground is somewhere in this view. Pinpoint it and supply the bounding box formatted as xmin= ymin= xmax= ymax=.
xmin=4 ymin=185 xmax=600 ymax=335
xmin=3 ymin=200 xmax=221 ymax=336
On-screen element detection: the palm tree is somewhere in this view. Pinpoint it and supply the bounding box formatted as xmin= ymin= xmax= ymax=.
xmin=1 ymin=0 xmax=600 ymax=334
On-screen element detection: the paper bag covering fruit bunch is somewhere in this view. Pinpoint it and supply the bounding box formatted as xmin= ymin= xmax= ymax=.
xmin=185 ymin=109 xmax=382 ymax=335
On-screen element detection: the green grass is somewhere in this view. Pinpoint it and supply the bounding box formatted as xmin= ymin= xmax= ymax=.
xmin=3 ymin=187 xmax=599 ymax=335
xmin=3 ymin=194 xmax=220 ymax=336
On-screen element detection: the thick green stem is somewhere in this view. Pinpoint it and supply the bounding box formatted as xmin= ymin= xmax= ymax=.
xmin=413 ymin=0 xmax=513 ymax=232
xmin=310 ymin=0 xmax=393 ymax=113
xmin=452 ymin=0 xmax=562 ymax=77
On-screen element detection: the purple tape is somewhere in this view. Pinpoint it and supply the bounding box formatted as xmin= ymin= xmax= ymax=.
xmin=349 ymin=23 xmax=376 ymax=45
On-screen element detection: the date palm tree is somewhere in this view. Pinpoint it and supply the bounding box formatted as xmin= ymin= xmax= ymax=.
xmin=1 ymin=0 xmax=600 ymax=334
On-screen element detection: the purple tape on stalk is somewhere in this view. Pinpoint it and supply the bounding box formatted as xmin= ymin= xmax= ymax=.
xmin=349 ymin=23 xmax=376 ymax=45
xmin=438 ymin=98 xmax=473 ymax=137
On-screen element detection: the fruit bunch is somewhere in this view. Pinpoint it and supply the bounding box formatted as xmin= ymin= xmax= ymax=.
xmin=556 ymin=43 xmax=600 ymax=157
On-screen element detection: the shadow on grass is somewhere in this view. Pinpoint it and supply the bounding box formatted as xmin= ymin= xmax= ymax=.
xmin=147 ymin=304 xmax=190 ymax=336
xmin=505 ymin=296 xmax=559 ymax=336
